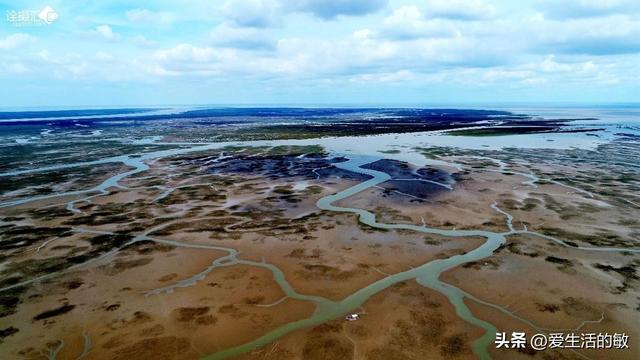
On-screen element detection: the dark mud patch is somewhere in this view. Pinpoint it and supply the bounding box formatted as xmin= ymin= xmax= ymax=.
xmin=104 ymin=257 xmax=153 ymax=275
xmin=287 ymin=248 xmax=323 ymax=259
xmin=107 ymin=311 xmax=153 ymax=331
xmin=560 ymin=297 xmax=599 ymax=318
xmin=175 ymin=306 xmax=209 ymax=322
xmin=123 ymin=240 xmax=176 ymax=255
xmin=363 ymin=159 xmax=454 ymax=199
xmin=244 ymin=295 xmax=266 ymax=305
xmin=104 ymin=303 xmax=121 ymax=312
xmin=303 ymin=321 xmax=353 ymax=360
xmin=218 ymin=304 xmax=248 ymax=319
xmin=139 ymin=324 xmax=165 ymax=337
xmin=208 ymin=152 xmax=371 ymax=183
xmin=535 ymin=303 xmax=560 ymax=313
xmin=0 ymin=285 xmax=27 ymax=318
xmin=462 ymin=258 xmax=501 ymax=270
xmin=379 ymin=180 xmax=444 ymax=200
xmin=157 ymin=273 xmax=178 ymax=282
xmin=0 ymin=326 xmax=19 ymax=339
xmin=540 ymin=227 xmax=636 ymax=248
xmin=62 ymin=278 xmax=84 ymax=290
xmin=367 ymin=283 xmax=471 ymax=359
xmin=544 ymin=256 xmax=575 ymax=273
xmin=0 ymin=224 xmax=72 ymax=252
xmin=112 ymin=336 xmax=191 ymax=360
xmin=209 ymin=153 xmax=326 ymax=179
xmin=440 ymin=333 xmax=469 ymax=358
xmin=33 ymin=303 xmax=75 ymax=321
xmin=593 ymin=261 xmax=639 ymax=293
xmin=363 ymin=159 xmax=451 ymax=182
xmin=297 ymin=263 xmax=361 ymax=281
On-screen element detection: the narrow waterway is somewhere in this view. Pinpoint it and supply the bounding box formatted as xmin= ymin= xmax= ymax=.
xmin=201 ymin=154 xmax=639 ymax=359
xmin=2 ymin=138 xmax=637 ymax=359
xmin=203 ymin=155 xmax=511 ymax=360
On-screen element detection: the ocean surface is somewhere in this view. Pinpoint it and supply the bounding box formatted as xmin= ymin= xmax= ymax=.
xmin=1 ymin=105 xmax=638 ymax=160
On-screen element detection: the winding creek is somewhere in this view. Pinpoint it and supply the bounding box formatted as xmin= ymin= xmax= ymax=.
xmin=201 ymin=154 xmax=511 ymax=360
xmin=1 ymin=137 xmax=639 ymax=360
xmin=197 ymin=154 xmax=638 ymax=360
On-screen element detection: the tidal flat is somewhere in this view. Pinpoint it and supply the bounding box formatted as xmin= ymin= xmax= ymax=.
xmin=0 ymin=107 xmax=638 ymax=360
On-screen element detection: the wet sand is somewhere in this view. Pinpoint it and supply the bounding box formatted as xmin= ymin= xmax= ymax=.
xmin=0 ymin=139 xmax=638 ymax=360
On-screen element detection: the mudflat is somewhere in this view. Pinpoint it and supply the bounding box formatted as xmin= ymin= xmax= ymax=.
xmin=1 ymin=108 xmax=638 ymax=360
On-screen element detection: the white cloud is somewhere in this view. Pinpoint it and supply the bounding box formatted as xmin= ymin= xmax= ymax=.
xmin=154 ymin=44 xmax=224 ymax=63
xmin=521 ymin=77 xmax=548 ymax=85
xmin=535 ymin=0 xmax=640 ymax=19
xmin=1 ymin=0 xmax=637 ymax=100
xmin=141 ymin=20 xmax=509 ymax=81
xmin=222 ymin=0 xmax=281 ymax=27
xmin=29 ymin=50 xmax=92 ymax=78
xmin=151 ymin=44 xmax=244 ymax=76
xmin=539 ymin=55 xmax=574 ymax=72
xmin=424 ymin=0 xmax=496 ymax=21
xmin=95 ymin=25 xmax=120 ymax=40
xmin=536 ymin=55 xmax=601 ymax=77
xmin=290 ymin=0 xmax=388 ymax=19
xmin=531 ymin=15 xmax=640 ymax=54
xmin=8 ymin=62 xmax=30 ymax=74
xmin=349 ymin=69 xmax=415 ymax=83
xmin=220 ymin=0 xmax=387 ymax=25
xmin=210 ymin=24 xmax=275 ymax=50
xmin=0 ymin=33 xmax=35 ymax=50
xmin=480 ymin=68 xmax=534 ymax=82
xmin=131 ymin=35 xmax=156 ymax=47
xmin=469 ymin=55 xmax=613 ymax=86
xmin=126 ymin=9 xmax=176 ymax=25
xmin=95 ymin=51 xmax=114 ymax=61
xmin=382 ymin=6 xmax=458 ymax=39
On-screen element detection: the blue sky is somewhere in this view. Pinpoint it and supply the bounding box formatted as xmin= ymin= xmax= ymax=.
xmin=0 ymin=0 xmax=639 ymax=107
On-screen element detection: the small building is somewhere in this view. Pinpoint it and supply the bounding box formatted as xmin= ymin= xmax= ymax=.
xmin=345 ymin=313 xmax=359 ymax=321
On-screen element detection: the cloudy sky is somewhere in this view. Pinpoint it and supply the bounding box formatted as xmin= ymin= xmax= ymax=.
xmin=1 ymin=0 xmax=639 ymax=107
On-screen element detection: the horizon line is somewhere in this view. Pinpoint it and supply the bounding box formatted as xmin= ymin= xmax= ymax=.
xmin=2 ymin=101 xmax=640 ymax=112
